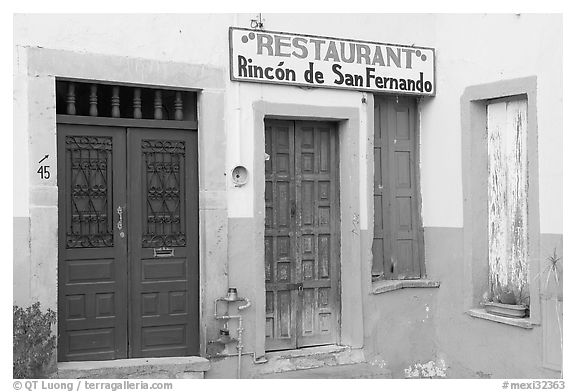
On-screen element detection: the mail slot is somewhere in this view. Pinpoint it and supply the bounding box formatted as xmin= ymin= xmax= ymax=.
xmin=154 ymin=247 xmax=175 ymax=258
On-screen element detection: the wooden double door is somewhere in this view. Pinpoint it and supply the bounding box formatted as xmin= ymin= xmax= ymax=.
xmin=57 ymin=124 xmax=199 ymax=361
xmin=264 ymin=120 xmax=341 ymax=351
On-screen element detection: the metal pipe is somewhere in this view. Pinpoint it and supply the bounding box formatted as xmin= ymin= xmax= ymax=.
xmin=238 ymin=297 xmax=251 ymax=310
xmin=237 ymin=315 xmax=243 ymax=378
xmin=213 ymin=296 xmax=253 ymax=378
xmin=236 ymin=297 xmax=250 ymax=378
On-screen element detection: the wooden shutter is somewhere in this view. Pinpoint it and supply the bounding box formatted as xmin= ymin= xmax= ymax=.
xmin=487 ymin=98 xmax=529 ymax=304
xmin=372 ymin=96 xmax=423 ymax=279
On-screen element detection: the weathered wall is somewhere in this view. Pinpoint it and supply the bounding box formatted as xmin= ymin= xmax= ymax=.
xmin=13 ymin=217 xmax=31 ymax=306
xmin=418 ymin=14 xmax=562 ymax=232
xmin=14 ymin=13 xmax=563 ymax=232
xmin=13 ymin=13 xmax=562 ymax=378
xmin=424 ymin=228 xmax=560 ymax=379
xmin=363 ymin=228 xmax=562 ymax=379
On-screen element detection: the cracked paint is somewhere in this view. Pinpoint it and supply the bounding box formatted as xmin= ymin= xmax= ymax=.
xmin=487 ymin=99 xmax=529 ymax=305
xmin=404 ymin=359 xmax=447 ymax=378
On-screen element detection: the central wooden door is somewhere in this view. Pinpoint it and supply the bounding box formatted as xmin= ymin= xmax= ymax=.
xmin=264 ymin=120 xmax=340 ymax=351
xmin=57 ymin=124 xmax=198 ymax=361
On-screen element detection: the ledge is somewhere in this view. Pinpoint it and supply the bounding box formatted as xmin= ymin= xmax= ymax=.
xmin=57 ymin=356 xmax=210 ymax=379
xmin=467 ymin=308 xmax=536 ymax=329
xmin=372 ymin=279 xmax=441 ymax=294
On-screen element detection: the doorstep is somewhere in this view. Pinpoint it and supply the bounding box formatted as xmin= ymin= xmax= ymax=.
xmin=257 ymin=362 xmax=392 ymax=379
xmin=248 ymin=345 xmax=366 ymax=377
xmin=57 ymin=357 xmax=210 ymax=379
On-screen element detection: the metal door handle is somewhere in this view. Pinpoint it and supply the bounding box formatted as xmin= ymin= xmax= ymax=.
xmin=117 ymin=206 xmax=123 ymax=230
xmin=117 ymin=206 xmax=125 ymax=238
xmin=290 ymin=200 xmax=296 ymax=217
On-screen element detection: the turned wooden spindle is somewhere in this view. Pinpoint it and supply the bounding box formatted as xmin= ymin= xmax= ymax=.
xmin=154 ymin=90 xmax=163 ymax=120
xmin=89 ymin=84 xmax=98 ymax=117
xmin=66 ymin=82 xmax=76 ymax=115
xmin=133 ymin=88 xmax=142 ymax=119
xmin=174 ymin=91 xmax=183 ymax=120
xmin=111 ymin=86 xmax=120 ymax=118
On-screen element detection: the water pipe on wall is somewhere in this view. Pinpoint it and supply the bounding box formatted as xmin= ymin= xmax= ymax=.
xmin=213 ymin=289 xmax=260 ymax=378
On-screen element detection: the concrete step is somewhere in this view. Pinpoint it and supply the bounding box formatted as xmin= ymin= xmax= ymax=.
xmin=248 ymin=345 xmax=367 ymax=376
xmin=256 ymin=362 xmax=392 ymax=379
xmin=57 ymin=357 xmax=210 ymax=379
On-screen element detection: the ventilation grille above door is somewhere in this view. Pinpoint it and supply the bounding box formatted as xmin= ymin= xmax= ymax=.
xmin=56 ymin=80 xmax=196 ymax=121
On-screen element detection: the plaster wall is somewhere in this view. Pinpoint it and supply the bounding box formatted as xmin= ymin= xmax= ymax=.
xmin=14 ymin=13 xmax=562 ymax=233
xmin=13 ymin=13 xmax=562 ymax=378
xmin=363 ymin=228 xmax=562 ymax=378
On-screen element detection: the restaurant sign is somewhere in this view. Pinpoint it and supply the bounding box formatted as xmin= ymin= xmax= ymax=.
xmin=229 ymin=27 xmax=435 ymax=96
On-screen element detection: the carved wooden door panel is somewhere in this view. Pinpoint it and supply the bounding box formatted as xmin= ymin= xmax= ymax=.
xmin=265 ymin=121 xmax=297 ymax=351
xmin=58 ymin=125 xmax=198 ymax=361
xmin=127 ymin=129 xmax=199 ymax=357
xmin=294 ymin=121 xmax=340 ymax=348
xmin=265 ymin=120 xmax=340 ymax=351
xmin=57 ymin=125 xmax=128 ymax=361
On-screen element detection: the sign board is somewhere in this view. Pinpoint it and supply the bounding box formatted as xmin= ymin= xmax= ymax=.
xmin=229 ymin=27 xmax=436 ymax=96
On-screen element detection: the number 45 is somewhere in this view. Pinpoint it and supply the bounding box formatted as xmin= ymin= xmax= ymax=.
xmin=37 ymin=165 xmax=50 ymax=179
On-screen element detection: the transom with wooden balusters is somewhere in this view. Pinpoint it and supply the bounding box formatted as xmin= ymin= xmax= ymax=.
xmin=56 ymin=80 xmax=196 ymax=123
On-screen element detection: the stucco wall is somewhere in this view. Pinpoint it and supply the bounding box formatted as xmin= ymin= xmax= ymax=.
xmin=14 ymin=13 xmax=562 ymax=233
xmin=13 ymin=13 xmax=562 ymax=378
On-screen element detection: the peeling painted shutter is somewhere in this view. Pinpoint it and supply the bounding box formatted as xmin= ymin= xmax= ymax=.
xmin=487 ymin=98 xmax=529 ymax=304
xmin=372 ymin=97 xmax=423 ymax=279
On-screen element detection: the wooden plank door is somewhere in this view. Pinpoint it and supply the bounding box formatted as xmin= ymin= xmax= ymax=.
xmin=57 ymin=124 xmax=128 ymax=361
xmin=127 ymin=129 xmax=199 ymax=357
xmin=295 ymin=121 xmax=340 ymax=347
xmin=264 ymin=120 xmax=298 ymax=351
xmin=265 ymin=120 xmax=340 ymax=351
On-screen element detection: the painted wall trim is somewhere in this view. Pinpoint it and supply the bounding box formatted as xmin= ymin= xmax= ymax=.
xmin=253 ymin=101 xmax=365 ymax=357
xmin=461 ymin=75 xmax=541 ymax=324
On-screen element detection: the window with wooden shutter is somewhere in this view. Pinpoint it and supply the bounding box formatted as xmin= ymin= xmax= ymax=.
xmin=372 ymin=96 xmax=424 ymax=280
xmin=487 ymin=98 xmax=529 ymax=306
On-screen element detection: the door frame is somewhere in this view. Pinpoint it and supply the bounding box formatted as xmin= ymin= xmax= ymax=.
xmin=263 ymin=119 xmax=342 ymax=351
xmin=252 ymin=101 xmax=366 ymax=358
xmin=19 ymin=48 xmax=226 ymax=363
xmin=56 ymin=115 xmax=200 ymax=360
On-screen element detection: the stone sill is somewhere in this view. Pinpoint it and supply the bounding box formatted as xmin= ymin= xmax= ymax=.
xmin=467 ymin=308 xmax=536 ymax=329
xmin=57 ymin=356 xmax=210 ymax=379
xmin=372 ymin=279 xmax=441 ymax=294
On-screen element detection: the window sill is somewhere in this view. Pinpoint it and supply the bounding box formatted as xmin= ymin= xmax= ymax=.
xmin=467 ymin=308 xmax=537 ymax=329
xmin=372 ymin=279 xmax=441 ymax=294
